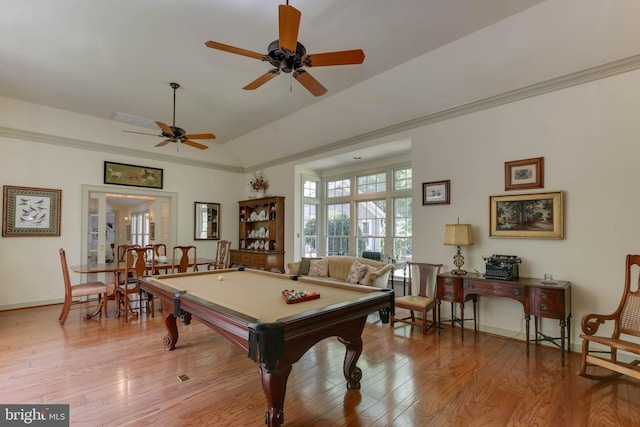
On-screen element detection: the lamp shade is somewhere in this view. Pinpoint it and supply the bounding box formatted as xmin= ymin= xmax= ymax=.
xmin=444 ymin=224 xmax=474 ymax=246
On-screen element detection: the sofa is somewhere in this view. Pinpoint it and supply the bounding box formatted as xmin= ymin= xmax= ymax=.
xmin=287 ymin=256 xmax=394 ymax=288
xmin=287 ymin=256 xmax=395 ymax=322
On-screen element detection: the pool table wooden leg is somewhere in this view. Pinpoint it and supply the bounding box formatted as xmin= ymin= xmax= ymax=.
xmin=162 ymin=300 xmax=179 ymax=351
xmin=339 ymin=336 xmax=363 ymax=390
xmin=259 ymin=363 xmax=292 ymax=427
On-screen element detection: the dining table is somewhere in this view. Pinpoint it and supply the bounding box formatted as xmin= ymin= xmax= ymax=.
xmin=70 ymin=258 xmax=216 ymax=318
xmin=71 ymin=257 xmax=216 ymax=278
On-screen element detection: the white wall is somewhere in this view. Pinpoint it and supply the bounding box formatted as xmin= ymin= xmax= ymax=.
xmin=0 ymin=121 xmax=243 ymax=309
xmin=264 ymin=67 xmax=640 ymax=351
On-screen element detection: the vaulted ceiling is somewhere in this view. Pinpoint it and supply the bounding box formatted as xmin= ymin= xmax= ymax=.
xmin=3 ymin=1 xmax=639 ymax=171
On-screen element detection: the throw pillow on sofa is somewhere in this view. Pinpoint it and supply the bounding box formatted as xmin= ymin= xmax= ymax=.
xmin=359 ymin=265 xmax=379 ymax=286
xmin=308 ymin=258 xmax=329 ymax=277
xmin=299 ymin=257 xmax=321 ymax=275
xmin=346 ymin=260 xmax=368 ymax=284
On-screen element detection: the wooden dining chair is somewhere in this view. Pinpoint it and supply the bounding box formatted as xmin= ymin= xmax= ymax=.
xmin=117 ymin=246 xmax=154 ymax=322
xmin=172 ymin=245 xmax=197 ymax=273
xmin=58 ymin=248 xmax=108 ymax=325
xmin=391 ymin=262 xmax=443 ymax=334
xmin=208 ymin=240 xmax=231 ymax=270
xmin=117 ymin=244 xmax=140 ymax=262
xmin=146 ymin=243 xmax=167 ymax=258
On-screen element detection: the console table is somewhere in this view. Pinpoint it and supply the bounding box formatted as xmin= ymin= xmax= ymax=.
xmin=436 ymin=272 xmax=572 ymax=365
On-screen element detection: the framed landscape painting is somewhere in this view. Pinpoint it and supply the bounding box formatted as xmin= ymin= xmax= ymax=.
xmin=2 ymin=186 xmax=62 ymax=236
xmin=490 ymin=191 xmax=563 ymax=239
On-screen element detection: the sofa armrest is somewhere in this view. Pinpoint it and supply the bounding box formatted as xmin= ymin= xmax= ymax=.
xmin=287 ymin=261 xmax=301 ymax=275
xmin=366 ymin=264 xmax=395 ymax=288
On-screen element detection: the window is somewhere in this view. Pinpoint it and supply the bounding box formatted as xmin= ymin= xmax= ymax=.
xmin=303 ymin=203 xmax=318 ymax=257
xmin=326 ymin=203 xmax=350 ymax=255
xmin=131 ymin=211 xmax=150 ymax=247
xmin=394 ymin=168 xmax=412 ymax=191
xmin=327 ymin=179 xmax=350 ymax=198
xmin=299 ymin=164 xmax=411 ymax=261
xmin=357 ymin=172 xmax=386 ymax=194
xmin=303 ymin=180 xmax=317 ymax=198
xmin=356 ymin=200 xmax=386 ymax=256
xmin=393 ymin=197 xmax=412 ymax=261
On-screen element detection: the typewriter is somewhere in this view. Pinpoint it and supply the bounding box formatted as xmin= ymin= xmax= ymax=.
xmin=484 ymin=255 xmax=521 ymax=280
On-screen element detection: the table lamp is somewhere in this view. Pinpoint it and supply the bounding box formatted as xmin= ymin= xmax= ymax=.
xmin=444 ymin=222 xmax=474 ymax=275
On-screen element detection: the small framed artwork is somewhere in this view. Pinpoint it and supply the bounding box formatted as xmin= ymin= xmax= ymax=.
xmin=422 ymin=180 xmax=450 ymax=205
xmin=104 ymin=161 xmax=163 ymax=189
xmin=2 ymin=186 xmax=62 ymax=236
xmin=149 ymin=222 xmax=156 ymax=241
xmin=490 ymin=191 xmax=563 ymax=239
xmin=505 ymin=157 xmax=544 ymax=191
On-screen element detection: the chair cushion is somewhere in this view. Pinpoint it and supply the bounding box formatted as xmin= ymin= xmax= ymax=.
xmin=395 ymin=295 xmax=435 ymax=310
xmin=71 ymin=282 xmax=107 ymax=297
xmin=346 ymin=260 xmax=368 ymax=284
xmin=308 ymin=258 xmax=329 ymax=277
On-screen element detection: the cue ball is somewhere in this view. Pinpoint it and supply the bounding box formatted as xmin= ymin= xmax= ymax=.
xmin=217 ymin=275 xmax=224 ymax=281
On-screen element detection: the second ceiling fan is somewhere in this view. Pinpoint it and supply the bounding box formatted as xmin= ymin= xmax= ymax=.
xmin=125 ymin=82 xmax=216 ymax=150
xmin=205 ymin=1 xmax=365 ymax=97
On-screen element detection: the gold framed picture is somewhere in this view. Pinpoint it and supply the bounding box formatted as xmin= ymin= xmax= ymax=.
xmin=490 ymin=191 xmax=563 ymax=239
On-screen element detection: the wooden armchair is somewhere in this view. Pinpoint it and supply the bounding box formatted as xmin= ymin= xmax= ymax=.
xmin=391 ymin=262 xmax=442 ymax=334
xmin=580 ymin=254 xmax=640 ymax=380
xmin=208 ymin=240 xmax=231 ymax=270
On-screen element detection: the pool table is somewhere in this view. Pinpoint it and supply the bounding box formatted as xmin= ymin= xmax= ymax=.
xmin=138 ymin=268 xmax=394 ymax=426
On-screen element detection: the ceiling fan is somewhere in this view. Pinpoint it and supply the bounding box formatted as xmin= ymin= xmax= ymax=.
xmin=204 ymin=1 xmax=365 ymax=97
xmin=124 ymin=82 xmax=215 ymax=150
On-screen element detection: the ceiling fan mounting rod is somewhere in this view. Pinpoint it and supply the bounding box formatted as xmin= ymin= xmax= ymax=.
xmin=170 ymin=82 xmax=179 ymax=127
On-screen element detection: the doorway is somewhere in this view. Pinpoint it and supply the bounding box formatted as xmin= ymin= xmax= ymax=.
xmin=81 ymin=185 xmax=178 ymax=264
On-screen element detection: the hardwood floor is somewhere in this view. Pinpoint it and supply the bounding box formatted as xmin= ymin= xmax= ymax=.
xmin=1 ymin=302 xmax=638 ymax=426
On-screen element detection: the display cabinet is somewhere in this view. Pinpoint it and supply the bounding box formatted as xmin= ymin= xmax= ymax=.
xmin=230 ymin=196 xmax=285 ymax=272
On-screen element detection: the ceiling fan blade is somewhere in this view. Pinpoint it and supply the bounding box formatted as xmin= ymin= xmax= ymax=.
xmin=303 ymin=49 xmax=365 ymax=67
xmin=155 ymin=140 xmax=171 ymax=147
xmin=278 ymin=4 xmax=301 ymax=56
xmin=293 ymin=69 xmax=327 ymax=97
xmin=123 ymin=130 xmax=160 ymax=136
xmin=205 ymin=41 xmax=265 ymax=60
xmin=183 ymin=140 xmax=209 ymax=150
xmin=243 ymin=69 xmax=280 ymax=90
xmin=156 ymin=121 xmax=175 ymax=137
xmin=184 ymin=133 xmax=216 ymax=140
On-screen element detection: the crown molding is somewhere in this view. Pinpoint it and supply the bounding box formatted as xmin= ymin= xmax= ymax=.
xmin=4 ymin=52 xmax=640 ymax=175
xmin=0 ymin=126 xmax=244 ymax=173
xmin=243 ymin=53 xmax=640 ymax=172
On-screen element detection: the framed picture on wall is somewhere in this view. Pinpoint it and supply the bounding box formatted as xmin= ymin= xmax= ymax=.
xmin=104 ymin=161 xmax=163 ymax=189
xmin=490 ymin=191 xmax=563 ymax=239
xmin=2 ymin=186 xmax=62 ymax=236
xmin=422 ymin=180 xmax=450 ymax=205
xmin=505 ymin=157 xmax=544 ymax=191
